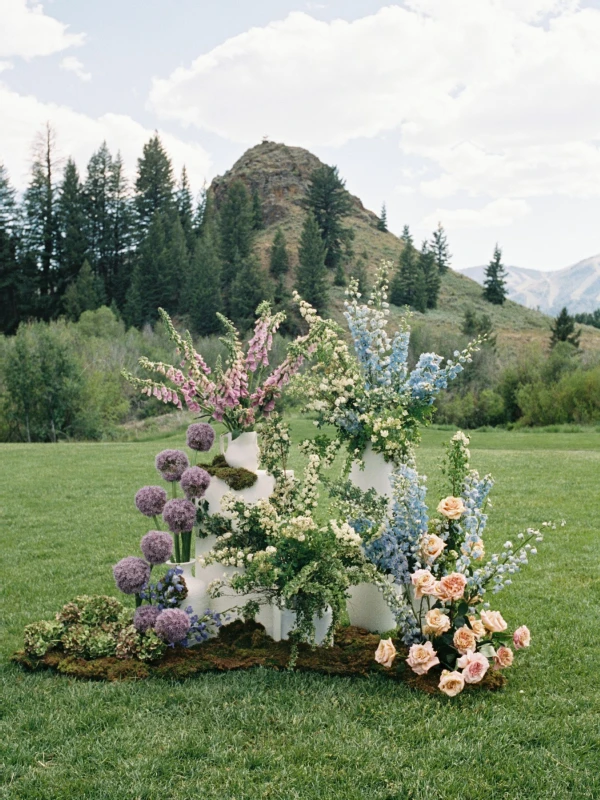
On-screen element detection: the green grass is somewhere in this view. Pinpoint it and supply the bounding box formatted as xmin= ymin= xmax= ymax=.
xmin=1 ymin=422 xmax=600 ymax=799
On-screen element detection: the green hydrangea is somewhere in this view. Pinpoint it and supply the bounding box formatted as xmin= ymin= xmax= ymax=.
xmin=61 ymin=624 xmax=91 ymax=656
xmin=86 ymin=630 xmax=118 ymax=659
xmin=137 ymin=630 xmax=167 ymax=662
xmin=115 ymin=625 xmax=139 ymax=660
xmin=23 ymin=620 xmax=64 ymax=658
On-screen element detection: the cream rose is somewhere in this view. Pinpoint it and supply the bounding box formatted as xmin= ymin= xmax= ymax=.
xmin=411 ymin=569 xmax=437 ymax=599
xmin=468 ymin=616 xmax=487 ymax=640
xmin=494 ymin=646 xmax=514 ymax=669
xmin=421 ymin=534 xmax=447 ymax=562
xmin=406 ymin=641 xmax=440 ymax=675
xmin=457 ymin=650 xmax=490 ymax=683
xmin=481 ymin=610 xmax=508 ymax=633
xmin=423 ymin=608 xmax=451 ymax=637
xmin=434 ymin=572 xmax=468 ymax=602
xmin=437 ymin=496 xmax=466 ymax=520
xmin=374 ymin=638 xmax=397 ymax=668
xmin=453 ymin=625 xmax=477 ymax=654
xmin=513 ymin=625 xmax=531 ymax=649
xmin=438 ymin=669 xmax=465 ymax=697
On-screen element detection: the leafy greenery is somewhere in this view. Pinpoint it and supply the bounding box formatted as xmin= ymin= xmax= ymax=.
xmin=550 ymin=307 xmax=581 ymax=349
xmin=483 ymin=244 xmax=508 ymax=305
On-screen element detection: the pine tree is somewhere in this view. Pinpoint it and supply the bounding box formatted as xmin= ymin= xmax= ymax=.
xmin=134 ymin=134 xmax=175 ymax=236
xmin=483 ymin=244 xmax=507 ymax=305
xmin=303 ymin=164 xmax=353 ymax=271
xmin=57 ymin=158 xmax=88 ymax=295
xmin=219 ymin=180 xmax=255 ymax=306
xmin=176 ymin=166 xmax=196 ymax=255
xmin=0 ymin=163 xmax=21 ymax=333
xmin=269 ymin=227 xmax=290 ymax=279
xmin=108 ymin=152 xmax=132 ymax=308
xmin=430 ymin=222 xmax=451 ymax=273
xmin=295 ymin=212 xmax=329 ymax=314
xmin=550 ymin=307 xmax=581 ymax=349
xmin=419 ymin=240 xmax=440 ymax=309
xmin=63 ymin=260 xmax=103 ymax=321
xmin=186 ymin=231 xmax=223 ymax=335
xmin=0 ymin=162 xmax=16 ymax=231
xmin=390 ymin=226 xmax=426 ymax=312
xmin=251 ymin=185 xmax=264 ymax=230
xmin=125 ymin=213 xmax=169 ymax=326
xmin=350 ymin=255 xmax=369 ymax=295
xmin=229 ymin=255 xmax=271 ymax=331
xmin=377 ymin=203 xmax=388 ymax=232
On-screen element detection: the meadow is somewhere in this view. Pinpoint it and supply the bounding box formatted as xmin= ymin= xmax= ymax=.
xmin=1 ymin=421 xmax=599 ymax=799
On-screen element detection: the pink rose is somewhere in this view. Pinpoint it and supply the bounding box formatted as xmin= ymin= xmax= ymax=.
xmin=457 ymin=649 xmax=490 ymax=683
xmin=375 ymin=638 xmax=397 ymax=668
xmin=438 ymin=669 xmax=465 ymax=697
xmin=411 ymin=569 xmax=437 ymax=599
xmin=434 ymin=572 xmax=467 ymax=602
xmin=480 ymin=610 xmax=508 ymax=633
xmin=468 ymin=616 xmax=486 ymax=640
xmin=437 ymin=496 xmax=465 ymax=520
xmin=406 ymin=641 xmax=440 ymax=675
xmin=421 ymin=534 xmax=446 ymax=562
xmin=453 ymin=625 xmax=477 ymax=654
xmin=513 ymin=625 xmax=531 ymax=650
xmin=494 ymin=646 xmax=514 ymax=669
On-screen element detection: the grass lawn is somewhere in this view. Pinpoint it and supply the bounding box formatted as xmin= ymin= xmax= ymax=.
xmin=1 ymin=422 xmax=599 ymax=799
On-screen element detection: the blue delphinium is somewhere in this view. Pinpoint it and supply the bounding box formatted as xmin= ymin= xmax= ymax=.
xmin=181 ymin=607 xmax=223 ymax=647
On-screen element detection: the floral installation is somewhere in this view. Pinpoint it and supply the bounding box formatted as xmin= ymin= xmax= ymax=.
xmin=370 ymin=430 xmax=560 ymax=695
xmin=292 ymin=263 xmax=480 ymax=462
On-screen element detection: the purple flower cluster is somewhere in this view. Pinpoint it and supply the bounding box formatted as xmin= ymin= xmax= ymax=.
xmin=186 ymin=423 xmax=215 ymax=452
xmin=133 ymin=605 xmax=161 ymax=632
xmin=180 ymin=466 xmax=211 ymax=500
xmin=113 ymin=557 xmax=151 ymax=595
xmin=154 ymin=608 xmax=191 ymax=644
xmin=155 ymin=449 xmax=189 ymax=482
xmin=163 ymin=498 xmax=196 ymax=533
xmin=135 ymin=486 xmax=167 ymax=517
xmin=140 ymin=531 xmax=173 ymax=565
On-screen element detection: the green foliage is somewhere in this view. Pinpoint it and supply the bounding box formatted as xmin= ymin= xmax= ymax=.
xmin=269 ymin=227 xmax=290 ymax=279
xmin=295 ymin=212 xmax=329 ymax=313
xmin=550 ymin=307 xmax=581 ymax=348
xmin=176 ymin=166 xmax=196 ymax=255
xmin=251 ymin=185 xmax=264 ymax=230
xmin=229 ymin=255 xmax=272 ymax=332
xmin=390 ymin=226 xmax=426 ymax=312
xmin=303 ymin=164 xmax=353 ymax=271
xmin=376 ymin=203 xmax=388 ymax=232
xmin=461 ymin=308 xmax=497 ymax=348
xmin=430 ymin=222 xmax=451 ymax=273
xmin=63 ymin=260 xmax=104 ymax=321
xmin=349 ymin=255 xmax=369 ymax=295
xmin=419 ymin=240 xmax=441 ymax=309
xmin=574 ymin=308 xmax=600 ymax=329
xmin=219 ymin=180 xmax=256 ymax=296
xmin=57 ymin=158 xmax=88 ymax=293
xmin=483 ymin=244 xmax=507 ymax=305
xmin=185 ymin=232 xmax=223 ymax=335
xmin=134 ymin=134 xmax=175 ymax=235
xmin=201 ymin=454 xmax=258 ymax=490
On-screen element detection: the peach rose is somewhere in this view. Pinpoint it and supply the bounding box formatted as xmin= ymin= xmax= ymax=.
xmin=421 ymin=534 xmax=446 ymax=562
xmin=438 ymin=669 xmax=465 ymax=697
xmin=457 ymin=650 xmax=490 ymax=683
xmin=453 ymin=625 xmax=477 ymax=654
xmin=374 ymin=638 xmax=397 ymax=668
xmin=437 ymin=496 xmax=466 ymax=520
xmin=513 ymin=625 xmax=531 ymax=650
xmin=481 ymin=610 xmax=508 ymax=633
xmin=434 ymin=572 xmax=468 ymax=602
xmin=411 ymin=569 xmax=437 ymax=599
xmin=406 ymin=641 xmax=440 ymax=675
xmin=468 ymin=616 xmax=486 ymax=640
xmin=494 ymin=646 xmax=514 ymax=669
xmin=423 ymin=608 xmax=451 ymax=637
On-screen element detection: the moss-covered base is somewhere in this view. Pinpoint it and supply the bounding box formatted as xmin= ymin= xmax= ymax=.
xmin=200 ymin=454 xmax=257 ymax=490
xmin=12 ymin=620 xmax=507 ymax=693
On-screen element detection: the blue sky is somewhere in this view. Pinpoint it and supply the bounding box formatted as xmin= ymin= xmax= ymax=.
xmin=1 ymin=0 xmax=600 ymax=271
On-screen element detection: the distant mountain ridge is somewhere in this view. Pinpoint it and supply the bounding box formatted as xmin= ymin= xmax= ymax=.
xmin=460 ymin=256 xmax=600 ymax=316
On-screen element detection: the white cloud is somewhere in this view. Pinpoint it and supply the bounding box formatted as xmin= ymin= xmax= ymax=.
xmin=0 ymin=0 xmax=84 ymax=59
xmin=0 ymin=83 xmax=212 ymax=190
xmin=60 ymin=56 xmax=91 ymax=82
xmin=422 ymin=198 xmax=531 ymax=230
xmin=149 ymin=1 xmax=600 ymax=202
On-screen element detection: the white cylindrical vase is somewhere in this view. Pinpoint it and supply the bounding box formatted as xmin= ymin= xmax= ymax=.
xmin=220 ymin=431 xmax=260 ymax=472
xmin=346 ymin=581 xmax=399 ymax=634
xmin=167 ymin=560 xmax=208 ymax=619
xmin=348 ymin=443 xmax=395 ymax=498
xmin=270 ymin=605 xmax=333 ymax=646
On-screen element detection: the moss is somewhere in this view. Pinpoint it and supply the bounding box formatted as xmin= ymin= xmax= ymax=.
xmin=200 ymin=454 xmax=257 ymax=490
xmin=13 ymin=620 xmax=510 ymax=694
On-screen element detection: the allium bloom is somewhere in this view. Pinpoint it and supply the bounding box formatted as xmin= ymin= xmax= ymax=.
xmin=180 ymin=466 xmax=211 ymax=500
xmin=140 ymin=531 xmax=173 ymax=565
xmin=438 ymin=669 xmax=465 ymax=697
xmin=186 ymin=423 xmax=215 ymax=452
xmin=406 ymin=641 xmax=440 ymax=675
xmin=155 ymin=449 xmax=189 ymax=482
xmin=513 ymin=625 xmax=531 ymax=649
xmin=163 ymin=498 xmax=197 ymax=533
xmin=133 ymin=605 xmax=161 ymax=632
xmin=374 ymin=638 xmax=397 ymax=668
xmin=113 ymin=557 xmax=151 ymax=595
xmin=154 ymin=608 xmax=191 ymax=643
xmin=135 ymin=485 xmax=167 ymax=517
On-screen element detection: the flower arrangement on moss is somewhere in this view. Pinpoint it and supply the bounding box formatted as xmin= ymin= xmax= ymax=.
xmin=292 ymin=263 xmax=480 ymax=462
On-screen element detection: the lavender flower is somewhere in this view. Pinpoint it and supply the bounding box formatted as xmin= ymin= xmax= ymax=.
xmin=155 ymin=449 xmax=189 ymax=482
xmin=133 ymin=605 xmax=161 ymax=632
xmin=186 ymin=423 xmax=215 ymax=452
xmin=180 ymin=467 xmax=211 ymax=500
xmin=113 ymin=557 xmax=151 ymax=595
xmin=154 ymin=608 xmax=191 ymax=643
xmin=163 ymin=498 xmax=196 ymax=533
xmin=140 ymin=531 xmax=173 ymax=565
xmin=135 ymin=486 xmax=167 ymax=517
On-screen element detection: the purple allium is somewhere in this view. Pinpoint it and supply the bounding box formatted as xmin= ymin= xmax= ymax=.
xmin=140 ymin=531 xmax=173 ymax=565
xmin=135 ymin=485 xmax=168 ymax=517
xmin=154 ymin=608 xmax=191 ymax=643
xmin=155 ymin=449 xmax=189 ymax=482
xmin=163 ymin=498 xmax=197 ymax=533
xmin=180 ymin=466 xmax=211 ymax=500
xmin=133 ymin=605 xmax=161 ymax=632
xmin=113 ymin=556 xmax=151 ymax=595
xmin=186 ymin=423 xmax=215 ymax=452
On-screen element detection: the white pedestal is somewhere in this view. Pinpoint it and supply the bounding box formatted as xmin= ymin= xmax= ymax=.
xmin=347 ymin=582 xmax=399 ymax=633
xmin=349 ymin=443 xmax=395 ymax=498
xmin=267 ymin=605 xmax=333 ymax=646
xmin=203 ymin=470 xmax=276 ymax=516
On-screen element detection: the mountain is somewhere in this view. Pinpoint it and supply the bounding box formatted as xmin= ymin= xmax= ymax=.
xmin=460 ymin=256 xmax=600 ymax=316
xmin=209 ymin=142 xmax=600 ymax=355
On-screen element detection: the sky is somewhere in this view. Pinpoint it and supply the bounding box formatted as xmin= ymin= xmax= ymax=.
xmin=1 ymin=0 xmax=600 ymax=271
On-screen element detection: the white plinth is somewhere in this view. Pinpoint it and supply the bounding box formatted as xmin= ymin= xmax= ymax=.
xmin=203 ymin=470 xmax=276 ymax=516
